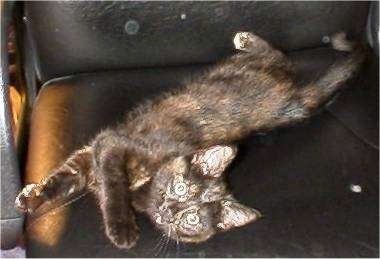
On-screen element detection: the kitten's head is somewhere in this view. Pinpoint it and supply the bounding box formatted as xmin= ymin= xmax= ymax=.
xmin=132 ymin=145 xmax=261 ymax=243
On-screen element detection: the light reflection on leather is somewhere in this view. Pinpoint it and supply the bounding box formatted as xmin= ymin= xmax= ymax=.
xmin=7 ymin=25 xmax=27 ymax=147
xmin=25 ymin=86 xmax=74 ymax=246
xmin=9 ymin=86 xmax=25 ymax=143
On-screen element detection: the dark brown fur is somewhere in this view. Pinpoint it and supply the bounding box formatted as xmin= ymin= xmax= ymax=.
xmin=15 ymin=32 xmax=367 ymax=249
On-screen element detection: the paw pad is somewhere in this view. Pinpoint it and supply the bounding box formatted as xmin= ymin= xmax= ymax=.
xmin=233 ymin=32 xmax=250 ymax=50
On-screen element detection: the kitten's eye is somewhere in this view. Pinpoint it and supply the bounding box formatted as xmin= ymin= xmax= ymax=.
xmin=174 ymin=182 xmax=188 ymax=196
xmin=186 ymin=213 xmax=200 ymax=225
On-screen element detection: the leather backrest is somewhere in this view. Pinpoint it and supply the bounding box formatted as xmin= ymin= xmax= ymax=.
xmin=24 ymin=1 xmax=369 ymax=82
xmin=1 ymin=1 xmax=24 ymax=249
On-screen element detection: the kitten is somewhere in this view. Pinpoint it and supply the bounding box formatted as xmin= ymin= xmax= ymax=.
xmin=15 ymin=31 xmax=367 ymax=249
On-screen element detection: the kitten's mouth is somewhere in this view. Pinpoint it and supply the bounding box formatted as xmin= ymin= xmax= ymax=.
xmin=154 ymin=210 xmax=178 ymax=226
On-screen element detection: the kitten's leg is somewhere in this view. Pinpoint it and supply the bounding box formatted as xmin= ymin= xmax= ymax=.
xmin=298 ymin=32 xmax=367 ymax=112
xmin=93 ymin=131 xmax=139 ymax=249
xmin=15 ymin=147 xmax=94 ymax=213
xmin=273 ymin=33 xmax=366 ymax=126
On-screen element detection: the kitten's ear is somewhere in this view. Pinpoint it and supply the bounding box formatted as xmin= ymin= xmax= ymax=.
xmin=191 ymin=145 xmax=237 ymax=178
xmin=217 ymin=196 xmax=261 ymax=231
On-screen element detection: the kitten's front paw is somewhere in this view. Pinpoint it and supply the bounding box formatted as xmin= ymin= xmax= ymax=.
xmin=15 ymin=184 xmax=45 ymax=213
xmin=106 ymin=219 xmax=140 ymax=249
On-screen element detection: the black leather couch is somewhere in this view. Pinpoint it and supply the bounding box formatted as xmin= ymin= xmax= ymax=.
xmin=1 ymin=1 xmax=379 ymax=257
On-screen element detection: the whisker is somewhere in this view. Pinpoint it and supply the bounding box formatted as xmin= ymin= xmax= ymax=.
xmin=152 ymin=233 xmax=165 ymax=256
xmin=152 ymin=233 xmax=163 ymax=250
xmin=154 ymin=241 xmax=164 ymax=257
xmin=173 ymin=226 xmax=181 ymax=257
xmin=154 ymin=232 xmax=168 ymax=257
xmin=162 ymin=226 xmax=171 ymax=257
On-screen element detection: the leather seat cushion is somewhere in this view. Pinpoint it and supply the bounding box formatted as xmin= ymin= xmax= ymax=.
xmin=24 ymin=48 xmax=379 ymax=257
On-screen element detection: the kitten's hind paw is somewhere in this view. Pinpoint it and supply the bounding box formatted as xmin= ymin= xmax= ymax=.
xmin=233 ymin=31 xmax=272 ymax=53
xmin=15 ymin=183 xmax=45 ymax=213
xmin=106 ymin=219 xmax=140 ymax=249
xmin=233 ymin=32 xmax=251 ymax=51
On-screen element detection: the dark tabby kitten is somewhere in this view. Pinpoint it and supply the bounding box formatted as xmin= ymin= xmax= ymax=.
xmin=15 ymin=31 xmax=366 ymax=249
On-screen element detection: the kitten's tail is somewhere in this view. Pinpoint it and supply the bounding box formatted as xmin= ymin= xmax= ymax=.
xmin=299 ymin=32 xmax=368 ymax=112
